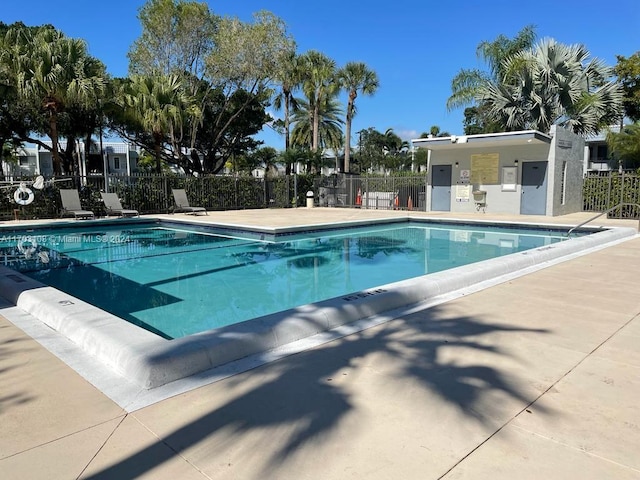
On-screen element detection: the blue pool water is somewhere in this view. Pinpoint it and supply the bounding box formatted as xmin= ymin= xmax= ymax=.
xmin=1 ymin=221 xmax=571 ymax=339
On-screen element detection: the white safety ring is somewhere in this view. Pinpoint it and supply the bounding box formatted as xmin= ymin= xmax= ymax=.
xmin=14 ymin=185 xmax=35 ymax=205
xmin=17 ymin=236 xmax=37 ymax=255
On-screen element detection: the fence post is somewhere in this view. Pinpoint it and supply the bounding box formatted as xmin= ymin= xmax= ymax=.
xmin=263 ymin=177 xmax=267 ymax=208
xmin=294 ymin=174 xmax=298 ymax=208
xmin=620 ymin=171 xmax=625 ymax=218
xmin=163 ymin=175 xmax=168 ymax=213
xmin=365 ymin=178 xmax=369 ymax=209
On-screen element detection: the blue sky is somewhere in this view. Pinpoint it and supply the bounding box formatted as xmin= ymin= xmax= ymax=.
xmin=3 ymin=0 xmax=639 ymax=150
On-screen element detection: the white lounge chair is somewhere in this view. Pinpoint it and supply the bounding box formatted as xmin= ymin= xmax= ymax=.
xmin=101 ymin=192 xmax=139 ymax=217
xmin=172 ymin=189 xmax=207 ymax=215
xmin=59 ymin=189 xmax=94 ymax=220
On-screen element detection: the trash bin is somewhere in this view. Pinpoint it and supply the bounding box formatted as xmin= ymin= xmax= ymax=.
xmin=306 ymin=190 xmax=314 ymax=208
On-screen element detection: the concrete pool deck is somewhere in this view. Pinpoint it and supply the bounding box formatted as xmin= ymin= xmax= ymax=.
xmin=1 ymin=209 xmax=639 ymax=479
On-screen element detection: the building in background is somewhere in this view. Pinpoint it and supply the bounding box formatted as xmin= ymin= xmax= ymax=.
xmin=2 ymin=141 xmax=140 ymax=177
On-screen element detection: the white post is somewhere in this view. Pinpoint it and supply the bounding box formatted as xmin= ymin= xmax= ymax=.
xmin=126 ymin=143 xmax=131 ymax=176
xmin=35 ymin=145 xmax=41 ymax=174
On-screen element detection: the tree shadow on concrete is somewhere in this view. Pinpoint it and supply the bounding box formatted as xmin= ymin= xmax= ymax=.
xmin=83 ymin=303 xmax=551 ymax=479
xmin=0 ymin=315 xmax=36 ymax=417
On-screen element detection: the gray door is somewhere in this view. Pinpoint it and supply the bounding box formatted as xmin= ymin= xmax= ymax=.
xmin=431 ymin=165 xmax=452 ymax=211
xmin=520 ymin=161 xmax=548 ymax=215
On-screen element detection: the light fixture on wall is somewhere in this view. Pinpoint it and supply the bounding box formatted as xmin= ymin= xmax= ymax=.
xmin=455 ymin=161 xmax=459 ymax=168
xmin=514 ymin=159 xmax=519 ymax=166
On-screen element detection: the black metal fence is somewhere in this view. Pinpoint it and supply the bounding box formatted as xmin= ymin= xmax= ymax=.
xmin=0 ymin=174 xmax=285 ymax=220
xmin=583 ymin=172 xmax=640 ymax=218
xmin=0 ymin=173 xmax=428 ymax=220
xmin=312 ymin=175 xmax=427 ymax=210
xmin=7 ymin=171 xmax=636 ymax=221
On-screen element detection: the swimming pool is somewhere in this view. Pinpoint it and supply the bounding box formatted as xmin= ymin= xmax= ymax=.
xmin=0 ymin=216 xmax=635 ymax=390
xmin=1 ymin=220 xmax=571 ymax=339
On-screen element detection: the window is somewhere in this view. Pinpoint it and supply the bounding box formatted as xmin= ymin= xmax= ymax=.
xmin=113 ymin=157 xmax=120 ymax=169
xmin=560 ymin=161 xmax=567 ymax=205
xmin=19 ymin=156 xmax=29 ymax=166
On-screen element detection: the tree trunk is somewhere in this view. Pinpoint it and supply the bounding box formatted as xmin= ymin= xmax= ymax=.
xmin=49 ymin=111 xmax=62 ymax=175
xmin=154 ymin=134 xmax=162 ymax=174
xmin=63 ymin=139 xmax=75 ymax=175
xmin=344 ymin=103 xmax=353 ymax=173
xmin=312 ymin=100 xmax=320 ymax=152
xmin=85 ymin=133 xmax=92 ymax=174
xmin=0 ymin=138 xmax=6 ymax=178
xmin=284 ymin=93 xmax=291 ymax=175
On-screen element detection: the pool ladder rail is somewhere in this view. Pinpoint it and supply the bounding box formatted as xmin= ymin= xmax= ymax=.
xmin=567 ymin=202 xmax=640 ymax=237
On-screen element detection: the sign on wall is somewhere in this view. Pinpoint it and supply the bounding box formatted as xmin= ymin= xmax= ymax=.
xmin=470 ymin=153 xmax=499 ymax=184
xmin=455 ymin=184 xmax=471 ymax=202
xmin=501 ymin=166 xmax=517 ymax=191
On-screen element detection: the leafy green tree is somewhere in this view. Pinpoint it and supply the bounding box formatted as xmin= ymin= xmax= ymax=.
xmin=478 ymin=38 xmax=623 ymax=135
xmin=607 ymin=122 xmax=640 ymax=169
xmin=125 ymin=4 xmax=294 ymax=174
xmin=338 ymin=62 xmax=379 ymax=173
xmin=128 ymin=0 xmax=217 ymax=78
xmin=239 ymin=146 xmax=279 ymax=177
xmin=200 ymin=10 xmax=294 ymax=169
xmin=355 ymin=127 xmax=409 ymax=173
xmin=614 ymin=52 xmax=640 ymax=122
xmin=193 ymin=86 xmax=269 ymax=174
xmin=461 ymin=106 xmax=502 ymax=135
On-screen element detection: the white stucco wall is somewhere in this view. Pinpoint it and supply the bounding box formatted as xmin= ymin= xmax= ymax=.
xmin=426 ymin=143 xmax=550 ymax=215
xmin=424 ymin=128 xmax=586 ymax=216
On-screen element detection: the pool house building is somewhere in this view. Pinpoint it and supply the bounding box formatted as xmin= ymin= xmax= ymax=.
xmin=413 ymin=125 xmax=586 ymax=216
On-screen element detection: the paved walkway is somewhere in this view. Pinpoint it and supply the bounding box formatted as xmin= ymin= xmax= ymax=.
xmin=1 ymin=210 xmax=639 ymax=479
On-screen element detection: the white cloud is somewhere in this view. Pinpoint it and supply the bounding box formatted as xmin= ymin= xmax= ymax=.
xmin=396 ymin=129 xmax=420 ymax=141
xmin=264 ymin=109 xmax=282 ymax=126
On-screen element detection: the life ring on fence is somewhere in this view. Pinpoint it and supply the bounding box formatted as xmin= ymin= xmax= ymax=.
xmin=14 ymin=184 xmax=35 ymax=206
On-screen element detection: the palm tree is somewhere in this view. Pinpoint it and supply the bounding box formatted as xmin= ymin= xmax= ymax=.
xmin=338 ymin=62 xmax=379 ymax=173
xmin=7 ymin=26 xmax=106 ymax=174
xmin=382 ymin=128 xmax=407 ymax=154
xmin=419 ymin=125 xmax=450 ymax=138
xmin=478 ymin=38 xmax=623 ymax=135
xmin=447 ymin=25 xmax=536 ymax=112
xmin=290 ymin=97 xmax=344 ymax=152
xmin=607 ymin=122 xmax=640 ymax=170
xmin=272 ymin=51 xmax=302 ymax=152
xmin=298 ymin=50 xmax=339 ymax=152
xmin=272 ymin=51 xmax=303 ymax=174
xmin=121 ymin=74 xmax=196 ymax=173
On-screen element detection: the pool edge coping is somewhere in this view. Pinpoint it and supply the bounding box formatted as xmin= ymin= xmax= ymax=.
xmin=0 ymin=219 xmax=637 ymax=408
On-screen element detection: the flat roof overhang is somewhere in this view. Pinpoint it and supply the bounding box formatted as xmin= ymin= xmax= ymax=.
xmin=412 ymin=130 xmax=552 ymax=151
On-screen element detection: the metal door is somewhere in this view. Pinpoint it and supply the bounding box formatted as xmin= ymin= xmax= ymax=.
xmin=431 ymin=165 xmax=452 ymax=211
xmin=520 ymin=161 xmax=548 ymax=215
